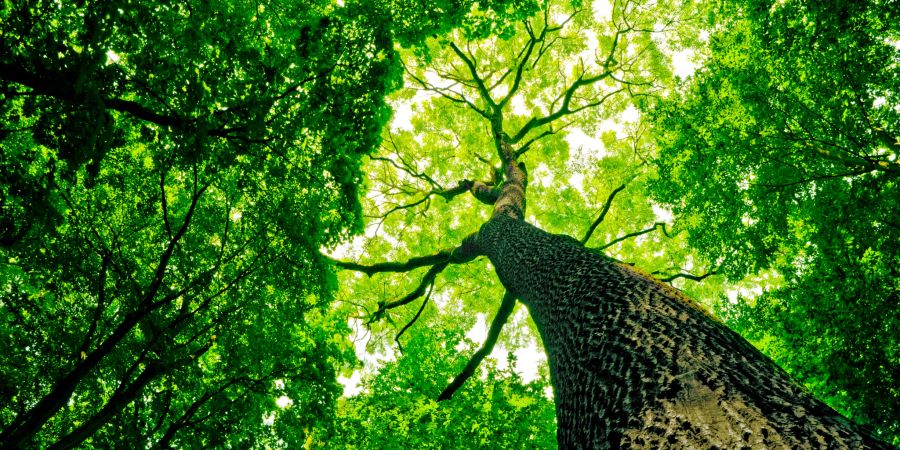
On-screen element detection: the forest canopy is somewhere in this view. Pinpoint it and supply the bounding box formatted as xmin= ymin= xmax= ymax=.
xmin=1 ymin=0 xmax=897 ymax=447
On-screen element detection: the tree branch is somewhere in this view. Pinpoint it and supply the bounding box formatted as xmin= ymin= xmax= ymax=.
xmin=438 ymin=291 xmax=516 ymax=401
xmin=331 ymin=250 xmax=453 ymax=276
xmin=595 ymin=222 xmax=668 ymax=251
xmin=448 ymin=42 xmax=497 ymax=111
xmin=582 ymin=183 xmax=627 ymax=245
xmin=394 ymin=282 xmax=434 ymax=354
xmin=658 ymin=269 xmax=718 ymax=283
xmin=370 ymin=261 xmax=448 ymax=324
xmin=373 ymin=179 xmax=476 ymax=219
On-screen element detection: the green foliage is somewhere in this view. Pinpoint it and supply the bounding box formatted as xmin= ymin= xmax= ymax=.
xmin=5 ymin=0 xmax=897 ymax=446
xmin=321 ymin=320 xmax=557 ymax=449
xmin=649 ymin=0 xmax=900 ymax=441
xmin=0 ymin=0 xmax=399 ymax=446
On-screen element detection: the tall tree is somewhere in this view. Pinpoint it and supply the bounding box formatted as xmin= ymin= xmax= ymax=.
xmin=330 ymin=0 xmax=895 ymax=447
xmin=649 ymin=0 xmax=899 ymax=442
xmin=0 ymin=0 xmax=398 ymax=447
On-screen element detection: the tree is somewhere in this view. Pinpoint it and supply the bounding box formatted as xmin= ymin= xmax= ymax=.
xmin=649 ymin=0 xmax=899 ymax=442
xmin=0 ymin=0 xmax=399 ymax=447
xmin=3 ymin=0 xmax=897 ymax=448
xmin=328 ymin=0 xmax=895 ymax=447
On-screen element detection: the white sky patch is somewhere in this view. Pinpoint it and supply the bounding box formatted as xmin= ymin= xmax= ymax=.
xmin=620 ymin=105 xmax=640 ymax=123
xmin=510 ymin=94 xmax=529 ymax=116
xmin=583 ymin=28 xmax=599 ymax=54
xmin=391 ymin=101 xmax=415 ymax=131
xmin=531 ymin=162 xmax=555 ymax=188
xmin=568 ymin=172 xmax=585 ymax=193
xmin=651 ymin=203 xmax=674 ymax=223
xmin=275 ymin=395 xmax=293 ymax=409
xmin=592 ymin=0 xmax=613 ymax=21
xmin=338 ymin=371 xmax=363 ymax=397
xmin=465 ymin=314 xmax=488 ymax=343
xmin=566 ymin=127 xmax=607 ymax=159
xmin=699 ymin=30 xmax=710 ymax=43
xmin=671 ymin=49 xmax=697 ymax=78
xmin=598 ymin=118 xmax=622 ymax=135
xmin=105 ymin=50 xmax=121 ymax=65
xmin=726 ymin=286 xmax=763 ymax=304
xmin=514 ymin=344 xmax=546 ymax=383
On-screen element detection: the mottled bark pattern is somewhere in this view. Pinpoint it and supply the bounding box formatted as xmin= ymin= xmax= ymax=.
xmin=477 ymin=215 xmax=891 ymax=449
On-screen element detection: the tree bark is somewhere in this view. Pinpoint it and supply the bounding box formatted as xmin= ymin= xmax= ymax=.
xmin=475 ymin=214 xmax=891 ymax=449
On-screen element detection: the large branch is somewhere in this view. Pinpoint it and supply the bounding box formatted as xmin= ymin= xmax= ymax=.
xmin=403 ymin=65 xmax=491 ymax=119
xmin=508 ymin=76 xmax=616 ymax=144
xmin=438 ymin=291 xmax=516 ymax=401
xmin=394 ymin=282 xmax=434 ymax=354
xmin=581 ymin=183 xmax=627 ymax=245
xmin=331 ymin=250 xmax=453 ymax=276
xmin=448 ymin=42 xmax=497 ymax=111
xmin=373 ymin=179 xmax=476 ymax=219
xmin=370 ymin=261 xmax=448 ymax=323
xmin=0 ymin=62 xmax=189 ymax=128
xmin=658 ymin=269 xmax=718 ymax=283
xmin=595 ymin=222 xmax=669 ymax=251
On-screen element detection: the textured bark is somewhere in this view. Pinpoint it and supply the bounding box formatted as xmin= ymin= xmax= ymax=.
xmin=476 ymin=214 xmax=891 ymax=449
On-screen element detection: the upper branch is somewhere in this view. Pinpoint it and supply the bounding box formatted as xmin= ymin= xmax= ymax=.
xmin=370 ymin=261 xmax=448 ymax=323
xmin=658 ymin=269 xmax=718 ymax=283
xmin=508 ymin=72 xmax=614 ymax=144
xmin=331 ymin=250 xmax=453 ymax=276
xmin=582 ymin=183 xmax=627 ymax=244
xmin=438 ymin=291 xmax=516 ymax=401
xmin=595 ymin=222 xmax=668 ymax=251
xmin=404 ymin=64 xmax=492 ymax=119
xmin=448 ymin=42 xmax=497 ymax=112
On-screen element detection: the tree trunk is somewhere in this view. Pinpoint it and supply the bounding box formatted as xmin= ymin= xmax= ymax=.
xmin=475 ymin=214 xmax=891 ymax=449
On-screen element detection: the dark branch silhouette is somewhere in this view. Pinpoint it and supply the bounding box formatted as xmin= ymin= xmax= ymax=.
xmin=582 ymin=183 xmax=628 ymax=245
xmin=438 ymin=291 xmax=517 ymax=401
xmin=595 ymin=222 xmax=669 ymax=251
xmin=395 ymin=282 xmax=434 ymax=354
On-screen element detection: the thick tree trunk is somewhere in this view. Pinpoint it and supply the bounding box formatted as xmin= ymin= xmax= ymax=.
xmin=476 ymin=214 xmax=891 ymax=449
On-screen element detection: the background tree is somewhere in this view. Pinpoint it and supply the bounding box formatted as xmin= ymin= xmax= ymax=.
xmin=0 ymin=0 xmax=400 ymax=447
xmin=649 ymin=0 xmax=899 ymax=442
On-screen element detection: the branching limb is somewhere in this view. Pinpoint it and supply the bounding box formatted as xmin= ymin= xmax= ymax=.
xmin=595 ymin=222 xmax=668 ymax=251
xmin=374 ymin=179 xmax=476 ymax=219
xmin=395 ymin=282 xmax=434 ymax=354
xmin=331 ymin=231 xmax=483 ymax=276
xmin=581 ymin=183 xmax=627 ymax=244
xmin=331 ymin=250 xmax=453 ymax=276
xmin=370 ymin=261 xmax=448 ymax=324
xmin=470 ymin=181 xmax=500 ymax=205
xmin=403 ymin=64 xmax=491 ymax=119
xmin=658 ymin=269 xmax=718 ymax=283
xmin=438 ymin=291 xmax=516 ymax=401
xmin=514 ymin=121 xmax=573 ymax=158
xmin=448 ymin=42 xmax=497 ymax=111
